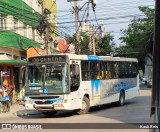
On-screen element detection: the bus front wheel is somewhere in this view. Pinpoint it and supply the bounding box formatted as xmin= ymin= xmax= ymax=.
xmin=118 ymin=91 xmax=125 ymax=106
xmin=77 ymin=96 xmax=90 ymax=115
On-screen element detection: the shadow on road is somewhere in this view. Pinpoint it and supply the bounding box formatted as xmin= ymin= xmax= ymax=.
xmin=16 ymin=85 xmax=151 ymax=124
xmin=16 ymin=109 xmax=77 ymax=119
xmin=89 ymin=95 xmax=151 ymax=123
xmin=17 ymin=95 xmax=151 ymax=124
xmin=140 ymin=84 xmax=152 ymax=91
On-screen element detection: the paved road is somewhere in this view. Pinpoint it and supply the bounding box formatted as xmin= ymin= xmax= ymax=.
xmin=0 ymin=84 xmax=152 ymax=132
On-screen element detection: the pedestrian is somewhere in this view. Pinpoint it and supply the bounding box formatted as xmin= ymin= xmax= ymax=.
xmin=2 ymin=85 xmax=8 ymax=97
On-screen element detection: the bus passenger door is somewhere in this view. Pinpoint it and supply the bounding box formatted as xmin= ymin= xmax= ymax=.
xmin=70 ymin=63 xmax=81 ymax=109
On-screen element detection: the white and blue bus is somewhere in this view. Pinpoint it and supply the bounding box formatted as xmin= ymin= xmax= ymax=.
xmin=25 ymin=54 xmax=139 ymax=115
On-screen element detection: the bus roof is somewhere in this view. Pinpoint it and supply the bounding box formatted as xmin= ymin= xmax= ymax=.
xmin=63 ymin=54 xmax=138 ymax=62
xmin=28 ymin=54 xmax=138 ymax=62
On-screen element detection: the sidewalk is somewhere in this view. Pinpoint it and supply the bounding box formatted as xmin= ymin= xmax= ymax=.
xmin=0 ymin=102 xmax=25 ymax=116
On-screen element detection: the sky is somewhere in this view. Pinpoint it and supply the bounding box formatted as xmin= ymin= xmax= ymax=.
xmin=56 ymin=0 xmax=155 ymax=45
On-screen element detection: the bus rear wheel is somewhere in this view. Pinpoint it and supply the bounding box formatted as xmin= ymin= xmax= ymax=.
xmin=77 ymin=96 xmax=90 ymax=115
xmin=118 ymin=91 xmax=125 ymax=106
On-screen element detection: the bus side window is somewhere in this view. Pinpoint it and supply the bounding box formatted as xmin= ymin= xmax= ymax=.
xmin=81 ymin=61 xmax=90 ymax=81
xmin=106 ymin=63 xmax=110 ymax=79
xmin=90 ymin=61 xmax=100 ymax=80
xmin=125 ymin=63 xmax=132 ymax=78
xmin=114 ymin=63 xmax=119 ymax=78
xmin=119 ymin=62 xmax=125 ymax=78
xmin=100 ymin=62 xmax=106 ymax=79
xmin=107 ymin=62 xmax=114 ymax=79
xmin=132 ymin=62 xmax=138 ymax=77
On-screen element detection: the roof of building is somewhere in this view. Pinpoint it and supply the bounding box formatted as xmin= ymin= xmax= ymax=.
xmin=0 ymin=60 xmax=27 ymax=64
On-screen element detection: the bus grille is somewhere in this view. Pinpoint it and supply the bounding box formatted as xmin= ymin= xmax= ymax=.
xmin=30 ymin=96 xmax=59 ymax=99
xmin=35 ymin=101 xmax=53 ymax=104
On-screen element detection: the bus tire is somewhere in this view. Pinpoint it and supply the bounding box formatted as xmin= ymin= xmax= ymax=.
xmin=42 ymin=110 xmax=57 ymax=116
xmin=118 ymin=91 xmax=125 ymax=106
xmin=77 ymin=96 xmax=90 ymax=115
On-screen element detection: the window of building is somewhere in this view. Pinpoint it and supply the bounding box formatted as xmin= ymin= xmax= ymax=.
xmin=24 ymin=24 xmax=27 ymax=37
xmin=32 ymin=28 xmax=36 ymax=40
xmin=0 ymin=14 xmax=7 ymax=29
xmin=14 ymin=19 xmax=18 ymax=33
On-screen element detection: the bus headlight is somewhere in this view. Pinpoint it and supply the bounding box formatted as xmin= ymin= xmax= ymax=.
xmin=56 ymin=99 xmax=68 ymax=103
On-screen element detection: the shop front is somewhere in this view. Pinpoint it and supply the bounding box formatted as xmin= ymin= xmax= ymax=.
xmin=0 ymin=60 xmax=27 ymax=103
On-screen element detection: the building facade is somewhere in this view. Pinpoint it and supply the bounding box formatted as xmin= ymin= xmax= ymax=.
xmin=0 ymin=0 xmax=57 ymax=102
xmin=42 ymin=0 xmax=58 ymax=54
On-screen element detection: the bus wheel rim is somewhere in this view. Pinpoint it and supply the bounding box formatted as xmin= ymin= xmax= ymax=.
xmin=82 ymin=101 xmax=87 ymax=110
xmin=120 ymin=95 xmax=124 ymax=104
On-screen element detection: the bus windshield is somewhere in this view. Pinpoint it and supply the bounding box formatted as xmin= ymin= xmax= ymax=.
xmin=25 ymin=63 xmax=69 ymax=95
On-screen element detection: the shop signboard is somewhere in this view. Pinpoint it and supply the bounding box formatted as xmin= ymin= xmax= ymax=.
xmin=1 ymin=71 xmax=10 ymax=77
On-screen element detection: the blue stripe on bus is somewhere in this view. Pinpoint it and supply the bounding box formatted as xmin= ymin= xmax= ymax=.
xmin=90 ymin=79 xmax=137 ymax=96
xmin=118 ymin=86 xmax=136 ymax=92
xmin=91 ymin=80 xmax=101 ymax=96
xmin=46 ymin=98 xmax=63 ymax=103
xmin=88 ymin=56 xmax=99 ymax=60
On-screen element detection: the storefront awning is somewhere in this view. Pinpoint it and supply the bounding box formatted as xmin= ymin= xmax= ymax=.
xmin=0 ymin=31 xmax=42 ymax=50
xmin=0 ymin=60 xmax=27 ymax=64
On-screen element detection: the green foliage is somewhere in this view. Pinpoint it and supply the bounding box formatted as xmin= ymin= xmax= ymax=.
xmin=65 ymin=32 xmax=115 ymax=55
xmin=117 ymin=6 xmax=154 ymax=70
xmin=79 ymin=32 xmax=90 ymax=54
xmin=96 ymin=34 xmax=115 ymax=55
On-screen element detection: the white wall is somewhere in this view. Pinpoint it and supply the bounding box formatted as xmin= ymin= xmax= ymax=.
xmin=23 ymin=0 xmax=42 ymax=14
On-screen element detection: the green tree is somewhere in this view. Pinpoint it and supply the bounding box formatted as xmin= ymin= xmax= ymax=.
xmin=65 ymin=32 xmax=91 ymax=54
xmin=96 ymin=34 xmax=115 ymax=55
xmin=65 ymin=32 xmax=115 ymax=55
xmin=117 ymin=6 xmax=154 ymax=70
xmin=79 ymin=32 xmax=90 ymax=54
xmin=65 ymin=34 xmax=75 ymax=45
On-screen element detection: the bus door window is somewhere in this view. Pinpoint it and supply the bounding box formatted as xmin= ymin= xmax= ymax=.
xmin=81 ymin=61 xmax=90 ymax=81
xmin=70 ymin=64 xmax=80 ymax=92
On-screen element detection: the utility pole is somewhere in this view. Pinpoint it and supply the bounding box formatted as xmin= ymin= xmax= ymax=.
xmin=150 ymin=0 xmax=160 ymax=125
xmin=74 ymin=1 xmax=80 ymax=54
xmin=41 ymin=1 xmax=52 ymax=55
xmin=68 ymin=0 xmax=97 ymax=54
